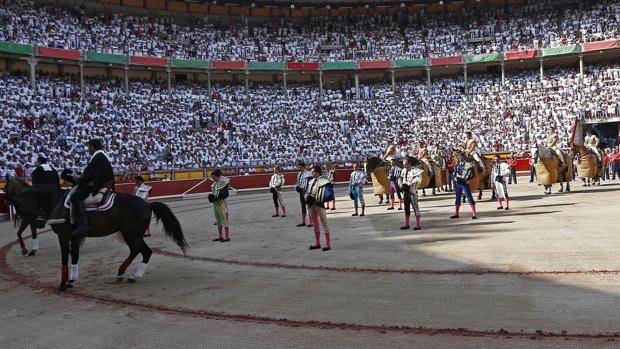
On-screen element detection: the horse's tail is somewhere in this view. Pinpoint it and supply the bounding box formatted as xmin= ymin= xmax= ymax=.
xmin=149 ymin=202 xmax=189 ymax=254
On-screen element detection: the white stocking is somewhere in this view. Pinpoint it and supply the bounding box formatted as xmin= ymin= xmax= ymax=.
xmin=69 ymin=264 xmax=79 ymax=281
xmin=132 ymin=263 xmax=148 ymax=279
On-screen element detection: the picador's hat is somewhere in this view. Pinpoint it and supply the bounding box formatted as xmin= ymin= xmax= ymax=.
xmin=86 ymin=139 xmax=104 ymax=150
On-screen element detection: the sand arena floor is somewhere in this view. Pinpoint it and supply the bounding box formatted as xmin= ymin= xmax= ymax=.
xmin=1 ymin=180 xmax=620 ymax=348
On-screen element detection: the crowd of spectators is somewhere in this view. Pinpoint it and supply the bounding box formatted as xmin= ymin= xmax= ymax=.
xmin=1 ymin=0 xmax=620 ymax=61
xmin=1 ymin=61 xmax=620 ymax=177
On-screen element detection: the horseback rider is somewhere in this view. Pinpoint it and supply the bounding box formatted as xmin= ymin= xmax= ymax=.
xmin=546 ymin=127 xmax=565 ymax=166
xmin=70 ymin=139 xmax=115 ymax=237
xmin=417 ymin=141 xmax=434 ymax=176
xmin=31 ymin=154 xmax=60 ymax=188
xmin=585 ymin=130 xmax=603 ymax=166
xmin=463 ymin=131 xmax=484 ymax=171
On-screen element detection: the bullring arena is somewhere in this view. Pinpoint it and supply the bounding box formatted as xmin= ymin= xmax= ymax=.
xmin=2 ymin=181 xmax=620 ymax=348
xmin=4 ymin=0 xmax=620 ymax=347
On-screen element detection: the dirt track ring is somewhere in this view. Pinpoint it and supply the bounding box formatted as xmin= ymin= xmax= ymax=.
xmin=2 ymin=234 xmax=620 ymax=341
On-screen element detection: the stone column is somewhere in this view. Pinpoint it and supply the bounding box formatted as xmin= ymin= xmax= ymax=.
xmin=79 ymin=63 xmax=85 ymax=100
xmin=539 ymin=58 xmax=544 ymax=82
xmin=319 ymin=71 xmax=324 ymax=101
xmin=207 ymin=70 xmax=212 ymax=97
xmin=463 ymin=64 xmax=468 ymax=94
xmin=166 ymin=67 xmax=172 ymax=95
xmin=28 ymin=57 xmax=37 ymax=91
xmin=123 ymin=65 xmax=129 ymax=94
xmin=501 ymin=61 xmax=506 ymax=87
xmin=244 ymin=70 xmax=250 ymax=102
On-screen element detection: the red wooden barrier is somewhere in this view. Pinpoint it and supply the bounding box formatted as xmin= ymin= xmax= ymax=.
xmin=359 ymin=60 xmax=391 ymax=69
xmin=129 ymin=56 xmax=168 ymax=67
xmin=583 ymin=40 xmax=619 ymax=52
xmin=430 ymin=56 xmax=463 ymax=65
xmin=37 ymin=47 xmax=81 ymax=60
xmin=212 ymin=61 xmax=246 ymax=70
xmin=504 ymin=50 xmax=537 ymax=60
xmin=287 ymin=62 xmax=320 ymax=71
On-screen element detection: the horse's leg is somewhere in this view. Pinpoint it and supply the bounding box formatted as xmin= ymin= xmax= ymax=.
xmin=117 ymin=239 xmax=139 ymax=282
xmin=422 ymin=188 xmax=426 ymax=197
xmin=128 ymin=238 xmax=152 ymax=283
xmin=16 ymin=220 xmax=29 ymax=256
xmin=477 ymin=189 xmax=483 ymax=201
xmin=58 ymin=234 xmax=70 ymax=292
xmin=27 ymin=224 xmax=38 ymax=256
xmin=67 ymin=236 xmax=81 ymax=287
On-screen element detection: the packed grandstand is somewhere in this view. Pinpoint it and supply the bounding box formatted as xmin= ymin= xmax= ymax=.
xmin=1 ymin=0 xmax=620 ymax=176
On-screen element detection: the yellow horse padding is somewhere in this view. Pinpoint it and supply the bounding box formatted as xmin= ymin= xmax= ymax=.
xmin=435 ymin=166 xmax=447 ymax=186
xmin=371 ymin=167 xmax=390 ymax=195
xmin=536 ymin=157 xmax=559 ymax=185
xmin=577 ymin=154 xmax=598 ymax=178
xmin=416 ymin=163 xmax=431 ymax=188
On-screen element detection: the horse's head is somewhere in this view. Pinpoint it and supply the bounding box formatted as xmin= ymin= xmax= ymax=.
xmin=4 ymin=176 xmax=29 ymax=206
xmin=365 ymin=156 xmax=385 ymax=173
xmin=5 ymin=178 xmax=57 ymax=222
xmin=408 ymin=156 xmax=421 ymax=168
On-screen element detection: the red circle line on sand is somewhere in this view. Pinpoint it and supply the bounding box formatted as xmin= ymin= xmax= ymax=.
xmin=2 ymin=237 xmax=620 ymax=340
xmin=152 ymin=247 xmax=620 ymax=276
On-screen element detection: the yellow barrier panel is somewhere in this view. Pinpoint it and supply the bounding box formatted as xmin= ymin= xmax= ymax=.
xmin=175 ymin=170 xmax=205 ymax=180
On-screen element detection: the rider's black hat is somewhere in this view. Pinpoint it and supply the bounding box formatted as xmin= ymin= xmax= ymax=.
xmin=86 ymin=139 xmax=104 ymax=150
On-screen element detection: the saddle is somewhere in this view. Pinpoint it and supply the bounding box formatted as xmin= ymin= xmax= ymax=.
xmin=64 ymin=187 xmax=116 ymax=212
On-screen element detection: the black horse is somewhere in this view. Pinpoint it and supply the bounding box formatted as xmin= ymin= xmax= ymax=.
xmin=3 ymin=177 xmax=41 ymax=256
xmin=4 ymin=176 xmax=188 ymax=291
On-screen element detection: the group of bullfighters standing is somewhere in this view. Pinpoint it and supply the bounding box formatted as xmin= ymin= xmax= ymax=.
xmin=262 ymin=136 xmax=515 ymax=251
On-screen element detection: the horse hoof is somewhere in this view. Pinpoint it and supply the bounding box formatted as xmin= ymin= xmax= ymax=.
xmin=58 ymin=284 xmax=68 ymax=292
xmin=127 ymin=278 xmax=137 ymax=284
xmin=28 ymin=250 xmax=36 ymax=257
xmin=21 ymin=249 xmax=28 ymax=256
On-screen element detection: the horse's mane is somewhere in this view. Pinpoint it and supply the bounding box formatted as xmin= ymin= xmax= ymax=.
xmin=20 ymin=185 xmax=64 ymax=202
xmin=11 ymin=177 xmax=30 ymax=187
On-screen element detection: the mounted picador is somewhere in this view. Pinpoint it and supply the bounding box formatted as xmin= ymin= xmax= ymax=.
xmin=66 ymin=139 xmax=115 ymax=237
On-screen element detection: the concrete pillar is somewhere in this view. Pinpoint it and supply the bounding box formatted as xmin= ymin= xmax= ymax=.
xmin=319 ymin=71 xmax=324 ymax=100
xmin=463 ymin=64 xmax=468 ymax=94
xmin=79 ymin=63 xmax=85 ymax=100
xmin=579 ymin=54 xmax=584 ymax=79
xmin=283 ymin=72 xmax=288 ymax=98
xmin=27 ymin=57 xmax=37 ymax=91
xmin=123 ymin=65 xmax=129 ymax=94
xmin=166 ymin=67 xmax=172 ymax=95
xmin=501 ymin=61 xmax=505 ymax=87
xmin=244 ymin=70 xmax=250 ymax=102
xmin=207 ymin=70 xmax=212 ymax=97
xmin=539 ymin=58 xmax=544 ymax=82
xmin=354 ymin=73 xmax=360 ymax=99
xmin=425 ymin=66 xmax=431 ymax=90
xmin=390 ymin=70 xmax=395 ymax=93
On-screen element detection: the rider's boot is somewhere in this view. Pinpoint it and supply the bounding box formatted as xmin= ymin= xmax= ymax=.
xmin=71 ymin=201 xmax=91 ymax=237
